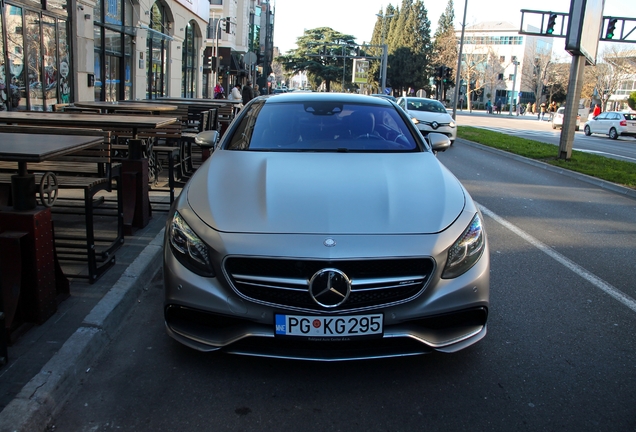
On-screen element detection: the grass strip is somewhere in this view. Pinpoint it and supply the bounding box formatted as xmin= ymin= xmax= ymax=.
xmin=457 ymin=126 xmax=636 ymax=190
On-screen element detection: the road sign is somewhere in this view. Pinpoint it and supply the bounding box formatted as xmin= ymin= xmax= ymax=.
xmin=384 ymin=87 xmax=391 ymax=95
xmin=244 ymin=52 xmax=257 ymax=65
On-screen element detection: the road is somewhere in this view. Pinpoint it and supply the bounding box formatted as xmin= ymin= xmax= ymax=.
xmin=457 ymin=110 xmax=636 ymax=163
xmin=49 ymin=140 xmax=636 ymax=431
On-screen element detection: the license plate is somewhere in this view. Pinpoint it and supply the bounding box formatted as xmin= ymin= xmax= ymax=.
xmin=275 ymin=314 xmax=383 ymax=338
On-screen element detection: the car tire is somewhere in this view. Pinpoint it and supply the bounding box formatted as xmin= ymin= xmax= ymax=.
xmin=584 ymin=125 xmax=591 ymax=136
xmin=609 ymin=128 xmax=619 ymax=140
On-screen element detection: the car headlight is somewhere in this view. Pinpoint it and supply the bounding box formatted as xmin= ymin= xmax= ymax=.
xmin=169 ymin=211 xmax=215 ymax=277
xmin=449 ymin=121 xmax=456 ymax=128
xmin=411 ymin=117 xmax=420 ymax=124
xmin=442 ymin=213 xmax=485 ymax=279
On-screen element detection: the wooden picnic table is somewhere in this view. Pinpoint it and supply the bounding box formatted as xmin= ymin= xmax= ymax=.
xmin=0 ymin=112 xmax=178 ymax=231
xmin=0 ymin=111 xmax=177 ymax=140
xmin=74 ymin=101 xmax=178 ymax=115
xmin=0 ymin=132 xmax=104 ymax=333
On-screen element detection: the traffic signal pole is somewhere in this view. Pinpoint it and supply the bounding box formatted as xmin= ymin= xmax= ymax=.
xmin=558 ymin=55 xmax=586 ymax=160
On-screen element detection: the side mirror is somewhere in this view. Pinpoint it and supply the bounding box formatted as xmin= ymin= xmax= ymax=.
xmin=427 ymin=132 xmax=451 ymax=153
xmin=194 ymin=130 xmax=220 ymax=151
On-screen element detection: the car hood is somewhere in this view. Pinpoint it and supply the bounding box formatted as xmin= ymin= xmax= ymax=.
xmin=187 ymin=151 xmax=466 ymax=235
xmin=407 ymin=111 xmax=453 ymax=123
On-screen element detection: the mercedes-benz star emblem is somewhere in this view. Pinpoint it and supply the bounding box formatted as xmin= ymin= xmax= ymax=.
xmin=431 ymin=121 xmax=439 ymax=130
xmin=323 ymin=238 xmax=336 ymax=247
xmin=308 ymin=268 xmax=351 ymax=308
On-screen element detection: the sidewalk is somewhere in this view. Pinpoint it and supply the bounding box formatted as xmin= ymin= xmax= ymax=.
xmin=0 ymin=190 xmax=173 ymax=432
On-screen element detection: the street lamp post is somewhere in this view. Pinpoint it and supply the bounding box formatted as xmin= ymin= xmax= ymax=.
xmin=375 ymin=13 xmax=394 ymax=94
xmin=213 ymin=16 xmax=224 ymax=92
xmin=508 ymin=60 xmax=519 ymax=116
xmin=452 ymin=0 xmax=468 ymax=120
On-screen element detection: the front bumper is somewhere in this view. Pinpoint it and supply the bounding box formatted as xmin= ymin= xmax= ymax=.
xmin=163 ymin=238 xmax=490 ymax=361
xmin=415 ymin=124 xmax=457 ymax=141
xmin=165 ymin=304 xmax=488 ymax=360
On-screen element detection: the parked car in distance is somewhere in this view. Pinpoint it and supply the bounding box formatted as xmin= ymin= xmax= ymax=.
xmin=552 ymin=107 xmax=580 ymax=131
xmin=163 ymin=92 xmax=489 ymax=361
xmin=396 ymin=96 xmax=457 ymax=144
xmin=584 ymin=111 xmax=636 ymax=139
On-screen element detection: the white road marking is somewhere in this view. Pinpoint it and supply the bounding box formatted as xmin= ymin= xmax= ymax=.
xmin=478 ymin=204 xmax=636 ymax=313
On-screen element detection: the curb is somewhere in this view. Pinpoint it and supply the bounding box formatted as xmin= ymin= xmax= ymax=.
xmin=0 ymin=229 xmax=165 ymax=432
xmin=456 ymin=138 xmax=636 ymax=200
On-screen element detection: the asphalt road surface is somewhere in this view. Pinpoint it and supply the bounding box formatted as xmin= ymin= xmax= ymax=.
xmin=49 ymin=141 xmax=636 ymax=432
xmin=457 ymin=111 xmax=636 ymax=163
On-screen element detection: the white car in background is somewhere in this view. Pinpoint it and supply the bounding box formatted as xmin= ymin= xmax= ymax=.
xmin=552 ymin=107 xmax=581 ymax=131
xmin=584 ymin=111 xmax=636 ymax=139
xmin=397 ymin=97 xmax=457 ymax=144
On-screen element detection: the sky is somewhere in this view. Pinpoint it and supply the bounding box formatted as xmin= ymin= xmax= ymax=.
xmin=272 ymin=0 xmax=636 ymax=56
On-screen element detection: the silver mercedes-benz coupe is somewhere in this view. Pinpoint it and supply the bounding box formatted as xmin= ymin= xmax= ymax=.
xmin=163 ymin=93 xmax=489 ymax=361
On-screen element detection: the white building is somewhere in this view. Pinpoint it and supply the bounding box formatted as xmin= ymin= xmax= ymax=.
xmin=456 ymin=21 xmax=553 ymax=107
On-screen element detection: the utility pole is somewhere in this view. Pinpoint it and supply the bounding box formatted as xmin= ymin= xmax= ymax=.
xmin=452 ymin=0 xmax=468 ymax=120
xmin=376 ymin=13 xmax=394 ymax=94
xmin=508 ymin=60 xmax=519 ymax=116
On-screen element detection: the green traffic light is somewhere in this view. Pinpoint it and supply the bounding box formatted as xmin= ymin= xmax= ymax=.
xmin=606 ymin=18 xmax=617 ymax=39
xmin=546 ymin=13 xmax=557 ymax=35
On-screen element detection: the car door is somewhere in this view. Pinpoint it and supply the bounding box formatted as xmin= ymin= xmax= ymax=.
xmin=591 ymin=112 xmax=606 ymax=133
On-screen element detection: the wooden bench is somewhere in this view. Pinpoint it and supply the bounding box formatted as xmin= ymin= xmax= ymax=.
xmin=0 ymin=126 xmax=123 ymax=283
xmin=61 ymin=106 xmax=101 ymax=114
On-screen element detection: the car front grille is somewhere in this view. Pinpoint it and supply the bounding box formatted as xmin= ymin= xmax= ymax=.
xmin=223 ymin=257 xmax=435 ymax=312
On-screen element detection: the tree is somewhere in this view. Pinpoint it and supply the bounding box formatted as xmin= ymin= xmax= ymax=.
xmin=369 ymin=5 xmax=398 ymax=93
xmin=431 ymin=0 xmax=458 ymax=89
xmin=520 ymin=39 xmax=553 ymax=103
xmin=385 ymin=0 xmax=432 ymax=95
xmin=276 ymin=28 xmax=357 ymax=92
xmin=482 ymin=48 xmax=506 ymax=105
xmin=585 ymin=46 xmax=636 ymax=111
xmin=628 ymin=91 xmax=636 ymax=110
xmin=460 ymin=47 xmax=488 ymax=111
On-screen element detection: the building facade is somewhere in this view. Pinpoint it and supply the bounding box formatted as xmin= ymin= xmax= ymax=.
xmin=204 ymin=0 xmax=273 ymax=98
xmin=456 ymin=21 xmax=553 ymax=107
xmin=1 ymin=0 xmax=209 ymax=111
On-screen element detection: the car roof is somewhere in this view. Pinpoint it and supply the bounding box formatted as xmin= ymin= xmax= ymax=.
xmin=399 ymin=96 xmax=442 ymax=103
xmin=260 ymin=92 xmax=392 ymax=106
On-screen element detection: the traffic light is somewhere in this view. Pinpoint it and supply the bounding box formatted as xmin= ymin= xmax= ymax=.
xmin=225 ymin=17 xmax=231 ymax=34
xmin=444 ymin=67 xmax=452 ymax=83
xmin=436 ymin=66 xmax=443 ymax=79
xmin=606 ymin=18 xmax=618 ymax=39
xmin=545 ymin=13 xmax=557 ymax=35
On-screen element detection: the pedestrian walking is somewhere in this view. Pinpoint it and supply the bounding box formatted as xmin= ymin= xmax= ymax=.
xmin=540 ymin=103 xmax=546 ymax=120
xmin=242 ymin=80 xmax=254 ymax=105
xmin=213 ymin=80 xmax=224 ymax=99
xmin=229 ymin=83 xmax=242 ymax=102
xmin=516 ymin=103 xmax=521 ymax=116
xmin=593 ymin=104 xmax=601 ymax=117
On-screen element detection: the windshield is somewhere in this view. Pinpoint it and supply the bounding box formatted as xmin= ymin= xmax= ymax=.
xmin=405 ymin=99 xmax=447 ymax=113
xmin=225 ymin=101 xmax=419 ymax=152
